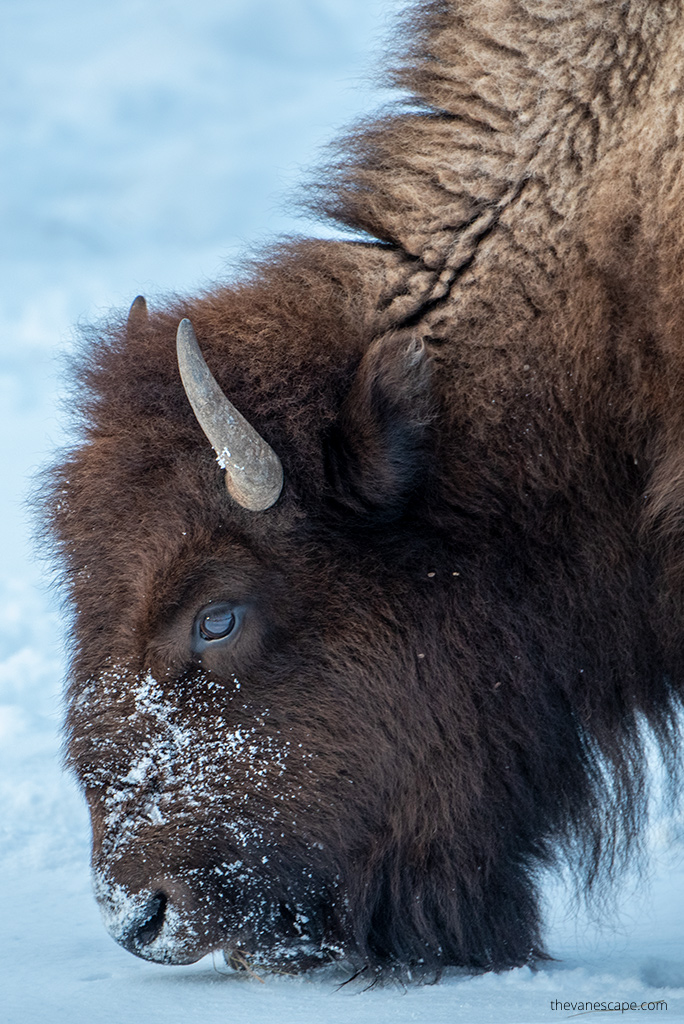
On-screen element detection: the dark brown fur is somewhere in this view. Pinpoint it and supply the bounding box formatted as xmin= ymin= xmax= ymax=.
xmin=44 ymin=0 xmax=684 ymax=978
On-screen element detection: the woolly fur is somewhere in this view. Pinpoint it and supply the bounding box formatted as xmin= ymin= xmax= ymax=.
xmin=45 ymin=0 xmax=684 ymax=978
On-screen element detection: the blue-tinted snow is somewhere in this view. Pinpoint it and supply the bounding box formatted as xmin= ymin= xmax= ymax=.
xmin=1 ymin=0 xmax=683 ymax=1020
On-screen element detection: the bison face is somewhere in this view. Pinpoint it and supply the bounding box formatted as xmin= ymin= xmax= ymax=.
xmin=69 ymin=528 xmax=445 ymax=972
xmin=56 ymin=303 xmax=482 ymax=974
xmin=44 ymin=0 xmax=684 ymax=974
xmin=54 ymin=286 xmax=641 ymax=975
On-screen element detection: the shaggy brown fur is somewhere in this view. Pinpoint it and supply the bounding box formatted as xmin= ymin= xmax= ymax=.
xmin=45 ymin=0 xmax=684 ymax=977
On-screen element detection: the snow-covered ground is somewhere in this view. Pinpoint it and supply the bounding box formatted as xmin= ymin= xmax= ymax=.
xmin=2 ymin=0 xmax=684 ymax=1020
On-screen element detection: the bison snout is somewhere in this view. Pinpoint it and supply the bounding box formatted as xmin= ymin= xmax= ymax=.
xmin=93 ymin=871 xmax=208 ymax=964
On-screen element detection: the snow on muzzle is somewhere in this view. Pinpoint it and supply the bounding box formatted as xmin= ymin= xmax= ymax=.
xmin=81 ymin=669 xmax=340 ymax=968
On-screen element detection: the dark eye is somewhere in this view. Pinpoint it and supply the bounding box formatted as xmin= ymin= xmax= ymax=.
xmin=197 ymin=603 xmax=237 ymax=642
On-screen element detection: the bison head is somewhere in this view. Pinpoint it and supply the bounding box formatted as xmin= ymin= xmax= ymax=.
xmin=46 ymin=243 xmax=676 ymax=977
xmin=51 ymin=265 xmax=515 ymax=975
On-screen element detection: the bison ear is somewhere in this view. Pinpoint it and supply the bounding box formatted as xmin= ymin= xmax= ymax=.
xmin=326 ymin=333 xmax=433 ymax=520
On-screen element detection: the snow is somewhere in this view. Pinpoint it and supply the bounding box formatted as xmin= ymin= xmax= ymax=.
xmin=1 ymin=0 xmax=684 ymax=1019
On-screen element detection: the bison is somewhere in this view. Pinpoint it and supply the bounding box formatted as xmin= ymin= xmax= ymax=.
xmin=46 ymin=0 xmax=684 ymax=979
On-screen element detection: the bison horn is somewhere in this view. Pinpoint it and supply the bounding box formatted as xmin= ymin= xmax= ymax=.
xmin=176 ymin=318 xmax=284 ymax=511
xmin=126 ymin=295 xmax=148 ymax=336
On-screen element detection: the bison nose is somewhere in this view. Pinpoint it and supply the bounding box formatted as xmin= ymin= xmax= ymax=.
xmin=121 ymin=890 xmax=167 ymax=950
xmin=93 ymin=872 xmax=206 ymax=964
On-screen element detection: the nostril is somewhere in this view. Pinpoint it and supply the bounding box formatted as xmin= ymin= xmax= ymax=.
xmin=94 ymin=870 xmax=203 ymax=963
xmin=128 ymin=891 xmax=167 ymax=948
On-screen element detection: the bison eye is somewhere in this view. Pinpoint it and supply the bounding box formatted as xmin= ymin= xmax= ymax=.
xmin=196 ymin=603 xmax=238 ymax=642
